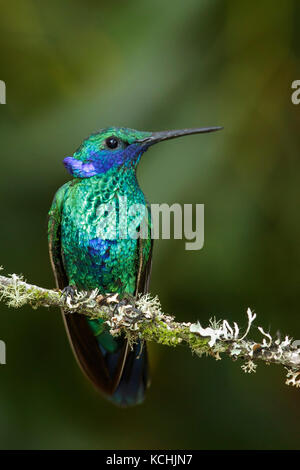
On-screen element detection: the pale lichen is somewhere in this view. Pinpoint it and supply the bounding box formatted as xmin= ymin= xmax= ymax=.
xmin=241 ymin=360 xmax=257 ymax=374
xmin=285 ymin=369 xmax=300 ymax=388
xmin=0 ymin=274 xmax=35 ymax=308
xmin=0 ymin=268 xmax=300 ymax=389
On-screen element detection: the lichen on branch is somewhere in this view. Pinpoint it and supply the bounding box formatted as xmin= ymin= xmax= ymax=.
xmin=0 ymin=268 xmax=300 ymax=389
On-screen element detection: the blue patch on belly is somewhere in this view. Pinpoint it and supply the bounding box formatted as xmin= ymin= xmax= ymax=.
xmin=87 ymin=238 xmax=117 ymax=286
xmin=88 ymin=238 xmax=117 ymax=260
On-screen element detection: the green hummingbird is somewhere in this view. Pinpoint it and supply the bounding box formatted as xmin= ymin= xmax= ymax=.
xmin=48 ymin=126 xmax=222 ymax=406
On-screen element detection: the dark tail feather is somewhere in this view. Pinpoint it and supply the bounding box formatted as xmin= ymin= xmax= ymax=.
xmin=110 ymin=341 xmax=149 ymax=407
xmin=63 ymin=313 xmax=149 ymax=406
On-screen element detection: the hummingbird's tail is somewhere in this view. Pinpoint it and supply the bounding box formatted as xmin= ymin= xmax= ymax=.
xmin=108 ymin=339 xmax=149 ymax=407
xmin=62 ymin=313 xmax=149 ymax=407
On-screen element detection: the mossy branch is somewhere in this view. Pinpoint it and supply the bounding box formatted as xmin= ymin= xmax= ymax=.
xmin=0 ymin=268 xmax=300 ymax=389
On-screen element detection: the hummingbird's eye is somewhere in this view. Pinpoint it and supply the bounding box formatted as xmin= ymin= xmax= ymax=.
xmin=105 ymin=137 xmax=119 ymax=150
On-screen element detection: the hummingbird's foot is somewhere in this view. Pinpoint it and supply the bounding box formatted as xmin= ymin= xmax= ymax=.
xmin=113 ymin=298 xmax=129 ymax=315
xmin=110 ymin=293 xmax=136 ymax=314
xmin=61 ymin=285 xmax=80 ymax=311
xmin=61 ymin=285 xmax=76 ymax=300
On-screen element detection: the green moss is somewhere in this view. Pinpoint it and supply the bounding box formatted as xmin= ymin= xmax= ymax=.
xmin=140 ymin=321 xmax=184 ymax=347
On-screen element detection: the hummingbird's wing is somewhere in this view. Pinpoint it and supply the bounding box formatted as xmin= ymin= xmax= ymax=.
xmin=48 ymin=183 xmax=69 ymax=288
xmin=48 ymin=185 xmax=152 ymax=403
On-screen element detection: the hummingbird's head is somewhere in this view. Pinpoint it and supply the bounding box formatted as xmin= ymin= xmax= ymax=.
xmin=63 ymin=126 xmax=222 ymax=178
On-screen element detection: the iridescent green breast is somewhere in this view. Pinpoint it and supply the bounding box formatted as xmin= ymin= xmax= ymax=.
xmin=60 ymin=169 xmax=151 ymax=295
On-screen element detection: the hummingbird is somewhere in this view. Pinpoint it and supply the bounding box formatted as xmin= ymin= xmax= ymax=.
xmin=48 ymin=126 xmax=222 ymax=407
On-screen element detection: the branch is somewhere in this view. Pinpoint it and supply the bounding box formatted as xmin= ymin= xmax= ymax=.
xmin=0 ymin=268 xmax=300 ymax=389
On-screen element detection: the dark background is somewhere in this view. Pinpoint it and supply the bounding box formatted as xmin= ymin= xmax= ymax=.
xmin=0 ymin=0 xmax=299 ymax=449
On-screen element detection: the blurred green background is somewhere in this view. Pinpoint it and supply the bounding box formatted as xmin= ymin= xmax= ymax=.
xmin=0 ymin=0 xmax=300 ymax=450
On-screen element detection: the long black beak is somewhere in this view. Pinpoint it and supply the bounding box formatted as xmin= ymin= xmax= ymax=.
xmin=136 ymin=127 xmax=223 ymax=146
